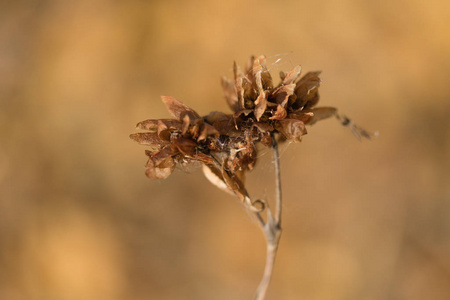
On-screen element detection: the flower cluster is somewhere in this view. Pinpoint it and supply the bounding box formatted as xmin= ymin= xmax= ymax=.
xmin=130 ymin=55 xmax=372 ymax=200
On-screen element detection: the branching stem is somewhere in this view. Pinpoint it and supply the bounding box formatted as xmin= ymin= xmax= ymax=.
xmin=253 ymin=134 xmax=282 ymax=300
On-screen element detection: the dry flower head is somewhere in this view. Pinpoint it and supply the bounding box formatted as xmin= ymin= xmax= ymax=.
xmin=130 ymin=55 xmax=374 ymax=208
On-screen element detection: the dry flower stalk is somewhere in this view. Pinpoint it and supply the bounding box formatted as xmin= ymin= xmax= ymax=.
xmin=130 ymin=55 xmax=375 ymax=299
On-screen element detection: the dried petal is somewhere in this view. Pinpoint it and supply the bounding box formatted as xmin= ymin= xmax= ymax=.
xmin=244 ymin=55 xmax=255 ymax=79
xmin=288 ymin=111 xmax=314 ymax=124
xmin=221 ymin=164 xmax=247 ymax=201
xmin=136 ymin=119 xmax=159 ymax=130
xmin=198 ymin=123 xmax=220 ymax=141
xmin=275 ymin=119 xmax=307 ymax=141
xmin=294 ymin=71 xmax=322 ymax=109
xmin=254 ymin=91 xmax=268 ymax=121
xmin=269 ymin=105 xmax=287 ymax=120
xmin=190 ymin=152 xmax=215 ymax=164
xmin=303 ymin=107 xmax=337 ymax=125
xmin=253 ymin=55 xmax=273 ymax=91
xmin=129 ymin=132 xmax=168 ymax=147
xmin=233 ymin=61 xmax=246 ymax=110
xmin=282 ymin=65 xmax=302 ymax=85
xmin=136 ymin=119 xmax=183 ymax=132
xmin=172 ymin=137 xmax=197 ymax=155
xmin=260 ymin=133 xmax=273 ymax=147
xmin=253 ymin=55 xmax=273 ymax=93
xmin=144 ymin=146 xmax=178 ymax=179
xmin=252 ymin=122 xmax=274 ymax=133
xmin=146 ymin=146 xmax=178 ymax=166
xmin=272 ymin=83 xmax=295 ymax=108
xmin=161 ymin=96 xmax=200 ymax=120
xmin=202 ymin=164 xmax=234 ymax=195
xmin=145 ymin=156 xmax=175 ymax=179
xmin=221 ymin=76 xmax=239 ymax=112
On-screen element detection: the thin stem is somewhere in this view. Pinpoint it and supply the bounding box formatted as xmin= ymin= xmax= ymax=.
xmin=272 ymin=133 xmax=282 ymax=224
xmin=253 ymin=134 xmax=282 ymax=300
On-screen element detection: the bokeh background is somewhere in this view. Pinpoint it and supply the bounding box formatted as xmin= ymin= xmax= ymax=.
xmin=1 ymin=0 xmax=450 ymax=299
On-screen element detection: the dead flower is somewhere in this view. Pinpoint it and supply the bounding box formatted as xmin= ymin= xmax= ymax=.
xmin=130 ymin=55 xmax=374 ymax=196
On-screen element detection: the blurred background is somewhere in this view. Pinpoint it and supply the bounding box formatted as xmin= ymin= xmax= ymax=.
xmin=1 ymin=0 xmax=450 ymax=299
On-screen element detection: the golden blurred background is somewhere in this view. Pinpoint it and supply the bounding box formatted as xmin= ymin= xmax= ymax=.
xmin=1 ymin=0 xmax=450 ymax=299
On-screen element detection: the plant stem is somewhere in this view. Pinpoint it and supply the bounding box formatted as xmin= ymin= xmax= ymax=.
xmin=272 ymin=133 xmax=282 ymax=224
xmin=253 ymin=134 xmax=282 ymax=300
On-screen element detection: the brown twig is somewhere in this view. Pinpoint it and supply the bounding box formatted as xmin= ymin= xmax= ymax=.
xmin=253 ymin=133 xmax=282 ymax=300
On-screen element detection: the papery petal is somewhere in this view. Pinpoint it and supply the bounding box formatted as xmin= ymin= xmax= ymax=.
xmin=202 ymin=164 xmax=234 ymax=195
xmin=288 ymin=111 xmax=314 ymax=124
xmin=254 ymin=91 xmax=268 ymax=121
xmin=198 ymin=123 xmax=220 ymax=141
xmin=233 ymin=61 xmax=246 ymax=110
xmin=172 ymin=137 xmax=197 ymax=155
xmin=294 ymin=71 xmax=322 ymax=109
xmin=269 ymin=105 xmax=287 ymax=120
xmin=272 ymin=83 xmax=295 ymax=108
xmin=129 ymin=132 xmax=168 ymax=147
xmin=282 ymin=65 xmax=302 ymax=85
xmin=204 ymin=111 xmax=238 ymax=136
xmin=233 ymin=109 xmax=253 ymax=119
xmin=244 ymin=55 xmax=255 ymax=80
xmin=190 ymin=152 xmax=215 ymax=164
xmin=253 ymin=55 xmax=273 ymax=91
xmin=146 ymin=146 xmax=179 ymax=166
xmin=260 ymin=133 xmax=273 ymax=147
xmin=136 ymin=119 xmax=158 ymax=130
xmin=221 ymin=164 xmax=247 ymax=201
xmin=145 ymin=156 xmax=175 ymax=179
xmin=161 ymin=96 xmax=200 ymax=120
xmin=275 ymin=119 xmax=307 ymax=141
xmin=144 ymin=147 xmax=178 ymax=179
xmin=252 ymin=122 xmax=274 ymax=133
xmin=221 ymin=76 xmax=239 ymax=112
xmin=303 ymin=107 xmax=337 ymax=125
xmin=234 ymin=62 xmax=255 ymax=109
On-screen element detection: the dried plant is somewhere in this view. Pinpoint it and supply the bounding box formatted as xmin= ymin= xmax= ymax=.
xmin=130 ymin=55 xmax=375 ymax=300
